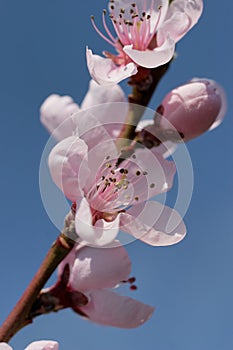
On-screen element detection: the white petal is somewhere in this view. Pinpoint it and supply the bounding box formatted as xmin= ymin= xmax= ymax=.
xmin=80 ymin=289 xmax=154 ymax=328
xmin=75 ymin=198 xmax=119 ymax=246
xmin=24 ymin=341 xmax=59 ymax=350
xmin=120 ymin=201 xmax=186 ymax=246
xmin=123 ymin=34 xmax=175 ymax=69
xmin=48 ymin=136 xmax=89 ymax=201
xmin=0 ymin=344 xmax=13 ymax=350
xmin=86 ymin=48 xmax=137 ymax=86
xmin=162 ymin=0 xmax=203 ymax=42
xmin=81 ymin=79 xmax=126 ymax=109
xmin=40 ymin=94 xmax=79 ymax=140
xmin=68 ymin=244 xmax=131 ymax=291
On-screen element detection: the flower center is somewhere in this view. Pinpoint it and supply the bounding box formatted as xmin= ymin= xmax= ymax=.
xmin=91 ymin=1 xmax=162 ymax=60
xmin=87 ymin=153 xmax=153 ymax=216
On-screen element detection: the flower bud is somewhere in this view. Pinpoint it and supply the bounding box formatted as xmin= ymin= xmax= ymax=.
xmin=157 ymin=78 xmax=227 ymax=141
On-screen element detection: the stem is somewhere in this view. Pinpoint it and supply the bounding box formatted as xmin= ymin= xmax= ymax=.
xmin=116 ymin=63 xmax=170 ymax=152
xmin=0 ymin=233 xmax=75 ymax=342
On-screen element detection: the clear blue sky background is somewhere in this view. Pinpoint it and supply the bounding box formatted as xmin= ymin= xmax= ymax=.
xmin=0 ymin=1 xmax=232 ymax=349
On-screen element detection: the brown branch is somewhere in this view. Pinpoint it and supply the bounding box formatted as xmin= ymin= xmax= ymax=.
xmin=116 ymin=62 xmax=170 ymax=152
xmin=0 ymin=231 xmax=75 ymax=342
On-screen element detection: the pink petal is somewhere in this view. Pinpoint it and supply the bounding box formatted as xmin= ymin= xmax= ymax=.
xmin=80 ymin=289 xmax=154 ymax=328
xmin=24 ymin=341 xmax=59 ymax=350
xmin=81 ymin=79 xmax=126 ymax=109
xmin=0 ymin=344 xmax=13 ymax=350
xmin=157 ymin=12 xmax=190 ymax=44
xmin=48 ymin=136 xmax=89 ymax=201
xmin=81 ymin=81 xmax=127 ymax=139
xmin=123 ymin=33 xmax=175 ymax=69
xmin=40 ymin=94 xmax=79 ymax=140
xmin=67 ymin=244 xmax=131 ymax=291
xmin=120 ymin=200 xmax=186 ymax=246
xmin=74 ymin=103 xmax=127 ymax=158
xmin=119 ymin=146 xmax=176 ymax=205
xmin=75 ymin=198 xmax=119 ymax=246
xmin=159 ymin=80 xmax=224 ymax=141
xmin=190 ymin=78 xmax=227 ymax=130
xmin=86 ymin=48 xmax=137 ymax=85
xmin=162 ymin=0 xmax=203 ymax=42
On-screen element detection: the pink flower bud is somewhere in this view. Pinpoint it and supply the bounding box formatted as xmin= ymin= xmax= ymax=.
xmin=157 ymin=78 xmax=227 ymax=141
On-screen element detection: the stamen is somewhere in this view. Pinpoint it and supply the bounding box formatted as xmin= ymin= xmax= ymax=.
xmin=91 ymin=15 xmax=116 ymax=47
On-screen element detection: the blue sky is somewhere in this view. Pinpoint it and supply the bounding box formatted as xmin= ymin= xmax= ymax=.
xmin=0 ymin=1 xmax=232 ymax=349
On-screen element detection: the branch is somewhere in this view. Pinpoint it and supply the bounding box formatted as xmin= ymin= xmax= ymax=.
xmin=0 ymin=215 xmax=75 ymax=342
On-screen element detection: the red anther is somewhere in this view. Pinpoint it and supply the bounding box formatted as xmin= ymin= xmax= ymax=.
xmin=130 ymin=285 xmax=138 ymax=291
xmin=128 ymin=277 xmax=136 ymax=284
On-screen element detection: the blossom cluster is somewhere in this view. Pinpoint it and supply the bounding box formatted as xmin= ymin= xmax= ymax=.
xmin=38 ymin=0 xmax=226 ymax=334
xmin=0 ymin=0 xmax=227 ymax=347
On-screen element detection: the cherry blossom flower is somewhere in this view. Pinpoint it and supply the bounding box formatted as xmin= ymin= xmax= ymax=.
xmin=40 ymin=79 xmax=126 ymax=141
xmin=87 ymin=0 xmax=203 ymax=85
xmin=0 ymin=341 xmax=59 ymax=350
xmin=48 ymin=101 xmax=186 ymax=247
xmin=49 ymin=242 xmax=155 ymax=328
xmin=150 ymin=78 xmax=227 ymax=141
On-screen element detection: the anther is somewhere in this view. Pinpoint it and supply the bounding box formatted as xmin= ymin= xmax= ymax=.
xmin=120 ymin=168 xmax=125 ymax=174
xmin=143 ymin=171 xmax=148 ymax=175
xmin=128 ymin=277 xmax=136 ymax=283
xmin=136 ymin=170 xmax=141 ymax=176
xmin=147 ymin=15 xmax=151 ymax=20
xmin=103 ymin=9 xmax=107 ymax=15
xmin=110 ymin=5 xmax=115 ymax=10
xmin=130 ymin=285 xmax=138 ymax=290
xmin=150 ymin=183 xmax=155 ymax=188
xmin=120 ymin=8 xmax=125 ymax=14
xmin=134 ymin=196 xmax=139 ymax=201
xmin=131 ymin=3 xmax=136 ymax=7
xmin=124 ymin=169 xmax=128 ymax=174
xmin=91 ymin=15 xmax=94 ymax=20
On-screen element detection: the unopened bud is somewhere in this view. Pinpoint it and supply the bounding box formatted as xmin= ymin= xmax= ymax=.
xmin=156 ymin=78 xmax=227 ymax=141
